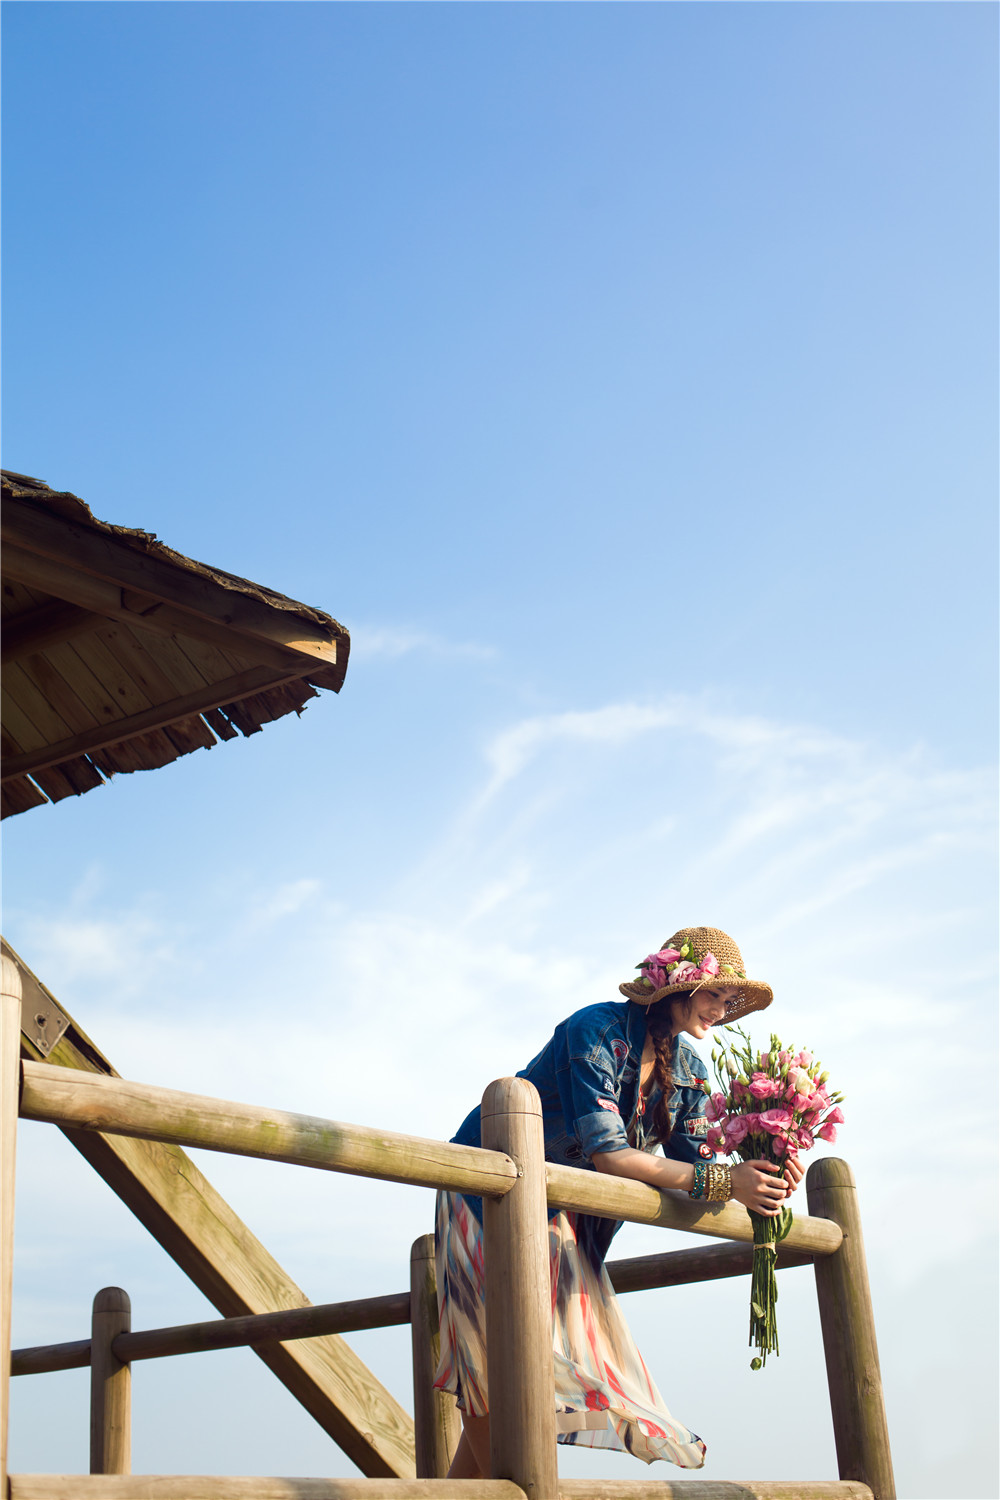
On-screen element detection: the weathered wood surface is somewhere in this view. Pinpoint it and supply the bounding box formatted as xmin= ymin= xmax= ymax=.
xmin=807 ymin=1159 xmax=895 ymax=1500
xmin=481 ymin=1079 xmax=558 ymax=1500
xmin=1 ymin=955 xmax=22 ymax=1497
xmin=409 ymin=1235 xmax=460 ymax=1479
xmin=1 ymin=600 xmax=103 ymax=664
xmin=12 ymin=1293 xmax=411 ymax=1375
xmin=8 ymin=943 xmax=416 ymax=1479
xmin=91 ymin=1289 xmax=131 ymax=1475
xmin=11 ymin=1338 xmax=92 ymax=1375
xmin=9 ymin=1238 xmax=812 ymax=1377
xmin=20 ymin=1060 xmax=518 ymax=1198
xmin=546 ymin=1162 xmax=842 ymax=1255
xmin=2 ymin=665 xmax=315 ymax=784
xmin=607 ymin=1240 xmax=814 ymax=1294
xmin=6 ymin=1478 xmax=875 ymax=1500
xmin=2 ymin=492 xmax=345 ymax=670
xmin=8 ymin=1479 xmax=529 ymax=1500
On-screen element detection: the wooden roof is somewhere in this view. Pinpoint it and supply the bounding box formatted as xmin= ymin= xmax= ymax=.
xmin=1 ymin=471 xmax=350 ymax=819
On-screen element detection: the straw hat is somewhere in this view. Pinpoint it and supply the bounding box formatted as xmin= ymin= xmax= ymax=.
xmin=618 ymin=926 xmax=772 ymax=1025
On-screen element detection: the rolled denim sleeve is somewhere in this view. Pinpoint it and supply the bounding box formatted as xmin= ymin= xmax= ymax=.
xmin=555 ymin=1020 xmax=631 ymax=1160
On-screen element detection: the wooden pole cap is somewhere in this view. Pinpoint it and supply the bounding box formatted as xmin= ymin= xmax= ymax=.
xmin=92 ymin=1288 xmax=131 ymax=1316
xmin=480 ymin=1077 xmax=542 ymax=1120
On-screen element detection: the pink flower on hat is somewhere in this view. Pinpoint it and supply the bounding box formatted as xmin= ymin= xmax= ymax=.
xmin=698 ymin=951 xmax=720 ymax=978
xmin=638 ymin=948 xmax=682 ymax=988
xmin=667 ymin=960 xmax=699 ymax=985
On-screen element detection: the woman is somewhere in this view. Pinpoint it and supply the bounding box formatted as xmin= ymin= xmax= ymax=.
xmin=434 ymin=926 xmax=803 ymax=1475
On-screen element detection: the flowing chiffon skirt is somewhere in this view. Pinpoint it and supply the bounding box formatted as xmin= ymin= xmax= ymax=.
xmin=432 ymin=1190 xmax=706 ymax=1468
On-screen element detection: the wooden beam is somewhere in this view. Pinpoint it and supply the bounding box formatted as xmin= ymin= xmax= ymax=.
xmin=1 ymin=601 xmax=104 ymax=664
xmin=481 ymin=1079 xmax=558 ymax=1500
xmin=606 ymin=1240 xmax=814 ymax=1294
xmin=9 ymin=1481 xmax=532 ymax=1500
xmin=545 ymin=1161 xmax=843 ymax=1256
xmin=19 ymin=1061 xmax=520 ymax=1198
xmin=7 ymin=942 xmax=416 ymax=1479
xmin=13 ymin=1238 xmax=819 ymax=1379
xmin=4 ymin=1481 xmax=875 ymax=1500
xmin=808 ymin=1160 xmax=895 ymax=1500
xmin=409 ymin=1235 xmax=460 ymax=1478
xmin=11 ymin=1291 xmax=411 ymax=1376
xmin=2 ymin=541 xmax=344 ymax=683
xmin=1 ymin=664 xmax=311 ymax=783
xmin=90 ymin=1289 xmax=131 ymax=1475
xmin=3 ymin=496 xmax=345 ymax=670
xmin=1 ymin=956 xmax=22 ymax=1498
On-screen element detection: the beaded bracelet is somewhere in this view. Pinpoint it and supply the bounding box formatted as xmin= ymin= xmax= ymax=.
xmin=689 ymin=1162 xmax=708 ymax=1200
xmin=705 ymin=1162 xmax=732 ymax=1201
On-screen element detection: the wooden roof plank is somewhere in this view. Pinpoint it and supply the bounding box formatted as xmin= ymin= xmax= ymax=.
xmin=9 ymin=651 xmax=103 ymax=736
xmin=28 ymin=757 xmax=105 ymax=804
xmin=1 ymin=578 xmax=51 ymax=618
xmin=0 ymin=777 xmax=48 ymax=817
xmin=93 ymin=619 xmax=213 ymax=702
xmin=92 ymin=729 xmax=188 ymax=777
xmin=2 ymin=664 xmax=310 ymax=783
xmin=1 ymin=601 xmax=104 ymax=665
xmin=0 ymin=676 xmax=56 ymax=753
xmin=162 ymin=715 xmax=217 ymax=757
xmin=202 ymin=707 xmax=239 ymax=742
xmin=63 ymin=633 xmax=160 ymax=719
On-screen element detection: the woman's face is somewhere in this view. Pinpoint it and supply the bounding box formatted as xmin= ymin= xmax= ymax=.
xmin=670 ymin=988 xmax=732 ymax=1040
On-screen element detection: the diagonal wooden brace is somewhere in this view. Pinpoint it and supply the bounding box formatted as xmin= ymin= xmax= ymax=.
xmin=5 ymin=940 xmax=415 ymax=1479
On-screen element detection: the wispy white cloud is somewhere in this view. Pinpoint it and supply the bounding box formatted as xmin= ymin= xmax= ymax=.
xmin=348 ymin=624 xmax=497 ymax=662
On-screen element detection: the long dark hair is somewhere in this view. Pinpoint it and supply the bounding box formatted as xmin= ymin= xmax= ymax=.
xmin=644 ymin=994 xmax=689 ymax=1146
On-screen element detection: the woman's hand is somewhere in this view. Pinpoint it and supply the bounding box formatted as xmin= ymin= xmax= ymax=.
xmin=780 ymin=1156 xmax=805 ymax=1197
xmin=731 ymin=1160 xmax=789 ymax=1216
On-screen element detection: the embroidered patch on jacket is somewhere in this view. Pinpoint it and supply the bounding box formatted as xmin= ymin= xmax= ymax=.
xmin=611 ymin=1039 xmax=629 ymax=1064
xmin=602 ymin=1075 xmax=617 ymax=1094
xmin=699 ymin=1143 xmax=714 ymax=1159
xmin=683 ymin=1117 xmax=709 ymax=1136
xmin=596 ymin=1098 xmax=621 ymax=1115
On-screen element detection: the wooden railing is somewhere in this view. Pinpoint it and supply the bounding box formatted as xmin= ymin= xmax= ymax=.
xmin=0 ymin=966 xmax=894 ymax=1500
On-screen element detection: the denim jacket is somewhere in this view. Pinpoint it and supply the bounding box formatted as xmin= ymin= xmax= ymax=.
xmin=452 ymin=999 xmax=715 ymax=1265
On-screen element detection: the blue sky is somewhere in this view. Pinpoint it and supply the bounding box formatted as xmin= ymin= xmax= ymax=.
xmin=3 ymin=5 xmax=996 ymax=1496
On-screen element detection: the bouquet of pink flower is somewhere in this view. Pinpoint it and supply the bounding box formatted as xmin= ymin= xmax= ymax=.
xmin=704 ymin=1026 xmax=845 ymax=1369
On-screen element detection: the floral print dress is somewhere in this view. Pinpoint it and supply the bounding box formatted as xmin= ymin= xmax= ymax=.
xmin=433 ymin=1187 xmax=706 ymax=1468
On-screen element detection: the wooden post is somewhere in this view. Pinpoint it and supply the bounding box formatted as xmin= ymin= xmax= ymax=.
xmin=807 ymin=1158 xmax=895 ymax=1500
xmin=90 ymin=1288 xmax=131 ymax=1475
xmin=1 ymin=953 xmax=22 ymax=1496
xmin=410 ymin=1233 xmax=460 ymax=1477
xmin=480 ymin=1078 xmax=557 ymax=1500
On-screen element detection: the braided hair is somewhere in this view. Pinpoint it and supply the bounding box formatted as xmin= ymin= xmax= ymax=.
xmin=644 ymin=994 xmax=692 ymax=1147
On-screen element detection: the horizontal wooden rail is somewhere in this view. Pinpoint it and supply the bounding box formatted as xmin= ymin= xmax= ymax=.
xmin=19 ymin=1062 xmax=518 ymax=1199
xmin=6 ymin=1477 xmax=874 ymax=1499
xmin=7 ymin=1477 xmax=528 ymax=1499
xmin=607 ymin=1239 xmax=815 ymax=1294
xmin=546 ymin=1162 xmax=842 ymax=1254
xmin=11 ymin=1239 xmax=813 ymax=1378
xmin=20 ymin=1063 xmax=843 ymax=1256
xmin=12 ymin=1292 xmax=411 ymax=1377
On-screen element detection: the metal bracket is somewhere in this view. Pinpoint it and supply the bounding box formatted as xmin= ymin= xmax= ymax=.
xmin=1 ymin=938 xmax=70 ymax=1057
